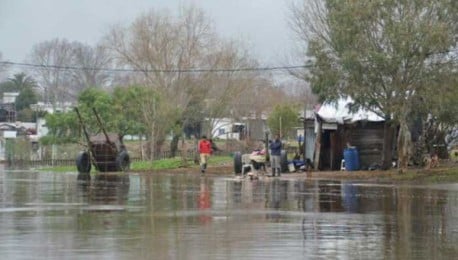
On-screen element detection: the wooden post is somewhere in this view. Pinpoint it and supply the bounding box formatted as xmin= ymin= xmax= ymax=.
xmin=303 ymin=117 xmax=307 ymax=161
xmin=314 ymin=119 xmax=322 ymax=170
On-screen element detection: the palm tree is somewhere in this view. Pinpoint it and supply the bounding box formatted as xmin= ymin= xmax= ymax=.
xmin=0 ymin=73 xmax=39 ymax=120
xmin=8 ymin=72 xmax=37 ymax=91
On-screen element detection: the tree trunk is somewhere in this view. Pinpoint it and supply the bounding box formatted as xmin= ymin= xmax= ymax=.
xmin=170 ymin=134 xmax=180 ymax=157
xmin=381 ymin=119 xmax=395 ymax=170
xmin=412 ymin=118 xmax=427 ymax=166
xmin=140 ymin=135 xmax=144 ymax=160
xmin=180 ymin=138 xmax=188 ymax=167
xmin=397 ymin=119 xmax=411 ymax=173
xmin=155 ymin=139 xmax=164 ymax=159
xmin=150 ymin=127 xmax=155 ymax=161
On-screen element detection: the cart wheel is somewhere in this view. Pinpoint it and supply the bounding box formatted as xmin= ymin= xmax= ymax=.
xmin=280 ymin=150 xmax=288 ymax=173
xmin=234 ymin=151 xmax=242 ymax=174
xmin=116 ymin=151 xmax=130 ymax=171
xmin=76 ymin=151 xmax=91 ymax=173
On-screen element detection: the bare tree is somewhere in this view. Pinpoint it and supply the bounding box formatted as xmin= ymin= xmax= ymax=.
xmin=105 ymin=6 xmax=263 ymax=158
xmin=105 ymin=7 xmax=215 ymax=158
xmin=200 ymin=42 xmax=267 ymax=137
xmin=29 ymin=38 xmax=75 ymax=104
xmin=278 ymin=79 xmax=317 ymax=109
xmin=29 ymin=39 xmax=113 ymax=105
xmin=70 ymin=42 xmax=112 ymax=91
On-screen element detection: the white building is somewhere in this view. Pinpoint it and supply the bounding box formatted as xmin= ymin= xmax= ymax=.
xmin=210 ymin=118 xmax=245 ymax=140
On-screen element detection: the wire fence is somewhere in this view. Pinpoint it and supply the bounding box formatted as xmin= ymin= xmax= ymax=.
xmin=2 ymin=138 xmax=295 ymax=168
xmin=4 ymin=147 xmax=230 ymax=168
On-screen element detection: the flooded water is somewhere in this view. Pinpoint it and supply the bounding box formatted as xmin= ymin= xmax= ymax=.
xmin=1 ymin=168 xmax=457 ymax=259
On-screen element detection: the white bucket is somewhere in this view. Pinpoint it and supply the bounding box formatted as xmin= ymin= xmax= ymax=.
xmin=288 ymin=163 xmax=295 ymax=172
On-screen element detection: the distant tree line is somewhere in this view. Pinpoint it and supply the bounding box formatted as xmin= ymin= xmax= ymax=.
xmin=0 ymin=6 xmax=310 ymax=160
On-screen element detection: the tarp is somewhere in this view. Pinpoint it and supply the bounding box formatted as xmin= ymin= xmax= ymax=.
xmin=316 ymin=98 xmax=384 ymax=124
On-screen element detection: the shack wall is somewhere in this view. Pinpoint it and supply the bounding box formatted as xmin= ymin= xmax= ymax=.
xmin=343 ymin=121 xmax=385 ymax=170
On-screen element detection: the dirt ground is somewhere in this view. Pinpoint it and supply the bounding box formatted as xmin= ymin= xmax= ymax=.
xmin=140 ymin=161 xmax=458 ymax=183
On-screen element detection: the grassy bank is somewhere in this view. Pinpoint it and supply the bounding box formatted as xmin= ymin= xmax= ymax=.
xmin=39 ymin=155 xmax=234 ymax=173
xmin=312 ymin=166 xmax=458 ymax=183
xmin=389 ymin=167 xmax=458 ymax=182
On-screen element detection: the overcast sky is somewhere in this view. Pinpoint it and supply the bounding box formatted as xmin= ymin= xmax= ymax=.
xmin=0 ymin=0 xmax=298 ymax=66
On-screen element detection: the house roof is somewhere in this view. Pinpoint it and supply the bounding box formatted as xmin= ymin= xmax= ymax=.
xmin=316 ymin=98 xmax=384 ymax=124
xmin=0 ymin=122 xmax=37 ymax=134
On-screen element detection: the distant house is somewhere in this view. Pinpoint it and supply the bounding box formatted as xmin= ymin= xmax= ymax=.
xmin=31 ymin=101 xmax=73 ymax=114
xmin=0 ymin=122 xmax=40 ymax=161
xmin=207 ymin=115 xmax=267 ymax=141
xmin=0 ymin=96 xmax=59 ymax=161
xmin=311 ymin=99 xmax=385 ymax=170
xmin=0 ymin=92 xmax=19 ymax=122
xmin=209 ymin=118 xmax=245 ymax=140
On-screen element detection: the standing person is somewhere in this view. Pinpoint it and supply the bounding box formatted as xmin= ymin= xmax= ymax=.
xmin=297 ymin=134 xmax=304 ymax=147
xmin=269 ymin=134 xmax=282 ymax=177
xmin=198 ymin=135 xmax=212 ymax=174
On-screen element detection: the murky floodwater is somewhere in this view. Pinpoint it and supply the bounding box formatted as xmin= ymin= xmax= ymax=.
xmin=1 ymin=167 xmax=457 ymax=259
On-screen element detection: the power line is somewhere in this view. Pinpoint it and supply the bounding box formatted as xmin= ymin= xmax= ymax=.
xmin=1 ymin=48 xmax=455 ymax=73
xmin=0 ymin=61 xmax=309 ymax=73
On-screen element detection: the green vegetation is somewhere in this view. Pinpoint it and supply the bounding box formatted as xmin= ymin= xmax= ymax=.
xmin=267 ymin=104 xmax=301 ymax=137
xmin=390 ymin=168 xmax=458 ymax=183
xmin=0 ymin=72 xmax=39 ymax=122
xmin=39 ymin=165 xmax=75 ymax=172
xmin=40 ymin=155 xmax=233 ymax=173
xmin=293 ymin=0 xmax=458 ymax=170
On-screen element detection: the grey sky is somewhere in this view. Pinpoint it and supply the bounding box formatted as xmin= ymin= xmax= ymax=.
xmin=0 ymin=0 xmax=297 ymax=65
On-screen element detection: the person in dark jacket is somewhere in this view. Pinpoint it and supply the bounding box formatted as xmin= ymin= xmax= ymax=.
xmin=269 ymin=134 xmax=282 ymax=177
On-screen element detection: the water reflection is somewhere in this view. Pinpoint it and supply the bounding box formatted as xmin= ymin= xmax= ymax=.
xmin=0 ymin=170 xmax=457 ymax=259
xmin=264 ymin=179 xmax=288 ymax=221
xmin=198 ymin=177 xmax=211 ymax=224
xmin=78 ymin=173 xmax=130 ymax=205
xmin=342 ymin=182 xmax=359 ymax=213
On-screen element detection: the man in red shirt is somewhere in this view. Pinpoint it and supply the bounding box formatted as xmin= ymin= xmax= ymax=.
xmin=198 ymin=135 xmax=212 ymax=174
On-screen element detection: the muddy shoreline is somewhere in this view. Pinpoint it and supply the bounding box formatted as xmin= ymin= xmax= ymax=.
xmin=133 ymin=163 xmax=458 ymax=183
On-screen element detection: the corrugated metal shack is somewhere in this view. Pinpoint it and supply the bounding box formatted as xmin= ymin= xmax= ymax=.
xmin=313 ymin=99 xmax=385 ymax=171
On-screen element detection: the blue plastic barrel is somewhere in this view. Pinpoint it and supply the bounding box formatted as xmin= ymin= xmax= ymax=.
xmin=343 ymin=147 xmax=360 ymax=171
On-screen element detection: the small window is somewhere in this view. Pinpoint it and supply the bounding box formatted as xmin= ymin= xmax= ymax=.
xmin=232 ymin=124 xmax=245 ymax=133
